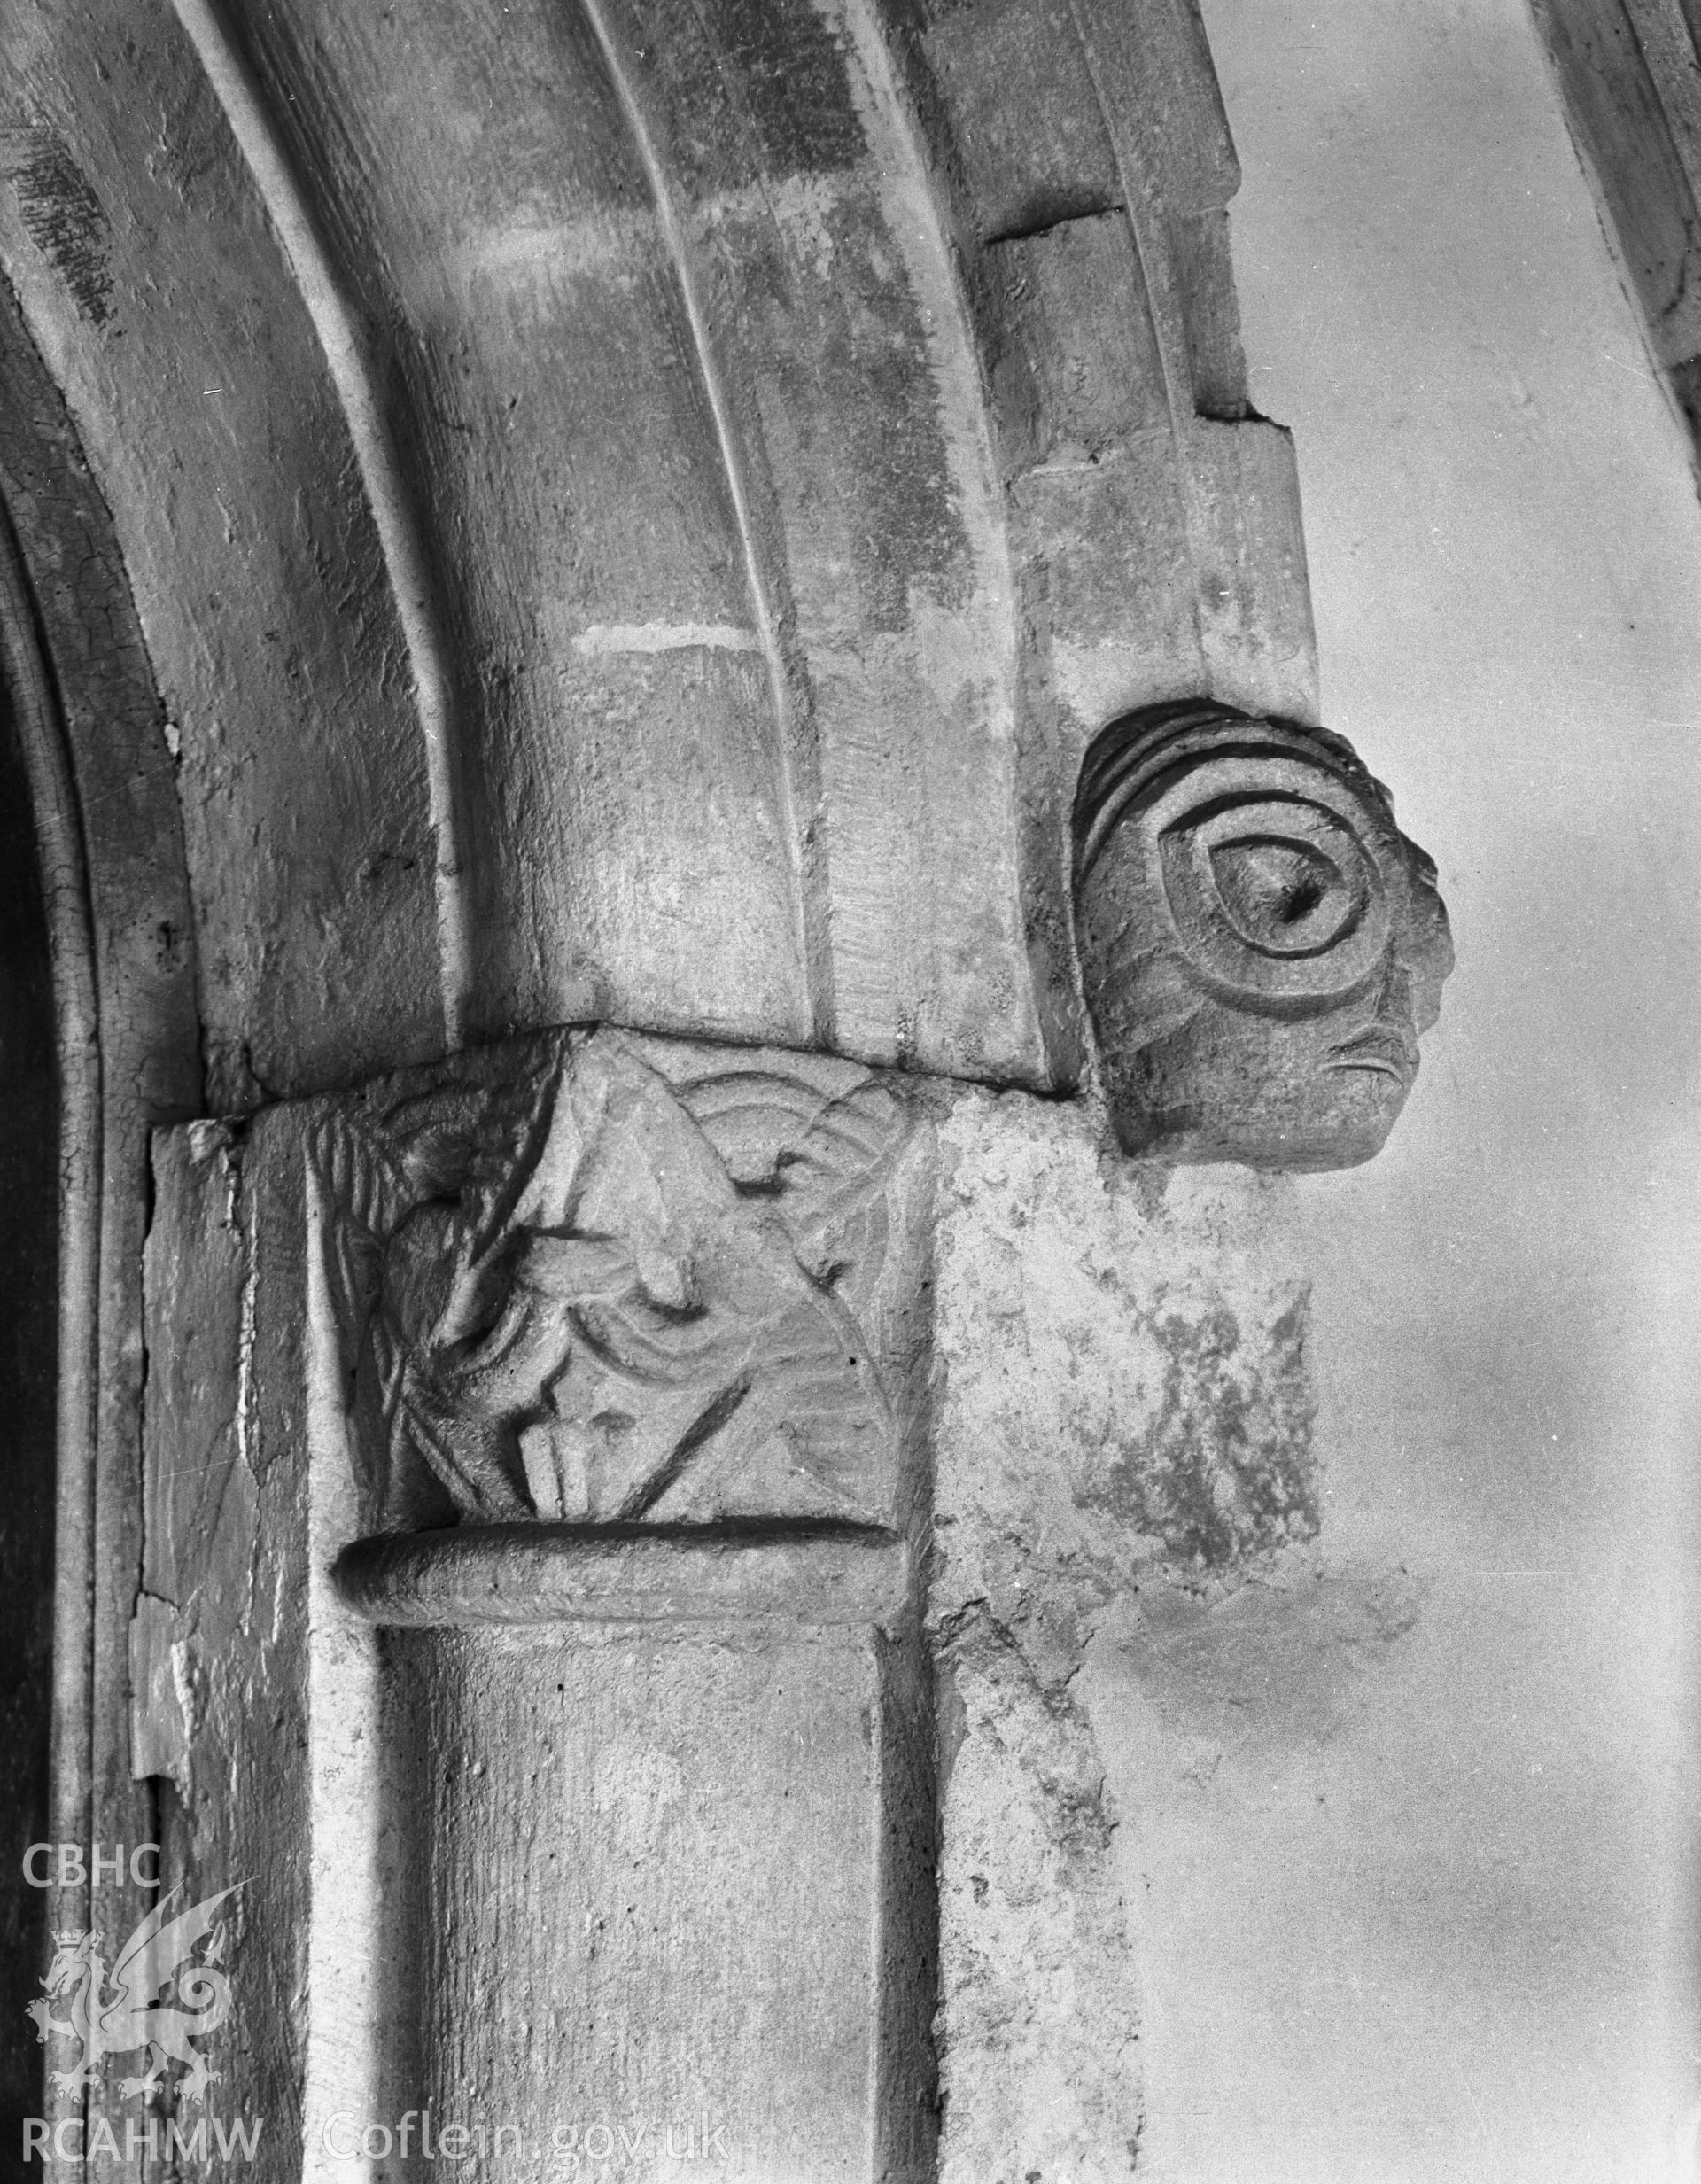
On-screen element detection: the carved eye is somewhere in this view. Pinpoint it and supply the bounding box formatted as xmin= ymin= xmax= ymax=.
xmin=1157 ymin=785 xmax=1391 ymax=1007
xmin=1208 ymin=834 xmax=1363 ymax=956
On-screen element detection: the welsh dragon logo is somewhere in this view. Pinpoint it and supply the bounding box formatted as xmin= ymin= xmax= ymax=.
xmin=26 ymin=1885 xmax=238 ymax=2103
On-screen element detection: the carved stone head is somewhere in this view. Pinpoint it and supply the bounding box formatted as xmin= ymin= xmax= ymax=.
xmin=1073 ymin=702 xmax=1453 ymax=1169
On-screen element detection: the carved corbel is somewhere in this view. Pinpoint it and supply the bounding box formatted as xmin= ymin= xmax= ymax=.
xmin=1073 ymin=701 xmax=1453 ymax=1168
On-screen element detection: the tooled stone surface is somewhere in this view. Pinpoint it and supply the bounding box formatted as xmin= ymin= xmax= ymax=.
xmin=1074 ymin=701 xmax=1453 ymax=1170
xmin=311 ymin=1028 xmax=936 ymax=1535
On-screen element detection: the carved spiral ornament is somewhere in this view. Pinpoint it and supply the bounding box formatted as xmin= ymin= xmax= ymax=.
xmin=1074 ymin=703 xmax=1453 ymax=1169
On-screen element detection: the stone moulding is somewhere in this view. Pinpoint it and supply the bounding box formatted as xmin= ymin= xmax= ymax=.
xmin=331 ymin=1520 xmax=914 ymax=1632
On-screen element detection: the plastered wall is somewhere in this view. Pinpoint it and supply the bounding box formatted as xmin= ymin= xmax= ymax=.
xmin=1089 ymin=2 xmax=1701 ymax=2175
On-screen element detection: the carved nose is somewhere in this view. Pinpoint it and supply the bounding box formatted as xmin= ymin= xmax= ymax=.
xmin=1402 ymin=892 xmax=1454 ymax=1032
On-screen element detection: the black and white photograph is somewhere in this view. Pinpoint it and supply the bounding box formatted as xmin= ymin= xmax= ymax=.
xmin=0 ymin=0 xmax=1695 ymax=2177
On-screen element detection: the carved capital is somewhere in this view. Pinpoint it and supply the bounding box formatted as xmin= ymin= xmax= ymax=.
xmin=311 ymin=1029 xmax=935 ymax=1535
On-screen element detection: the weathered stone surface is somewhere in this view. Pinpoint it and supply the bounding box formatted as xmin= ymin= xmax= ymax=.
xmin=137 ymin=1115 xmax=314 ymax=2172
xmin=1074 ymin=702 xmax=1453 ymax=1168
xmin=381 ymin=1623 xmax=925 ymax=2183
xmin=936 ymin=1622 xmax=1141 ymax=2183
xmin=0 ymin=0 xmax=445 ymax=1104
xmin=928 ymin=1086 xmax=1318 ymax=2177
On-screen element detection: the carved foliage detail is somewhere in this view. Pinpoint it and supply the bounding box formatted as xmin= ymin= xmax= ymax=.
xmin=313 ymin=1032 xmax=932 ymax=1533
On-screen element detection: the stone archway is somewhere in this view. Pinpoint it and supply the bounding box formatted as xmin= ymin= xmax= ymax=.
xmin=1 ymin=3 xmax=1414 ymax=2177
xmin=0 ymin=487 xmax=69 ymax=2171
xmin=0 ymin=277 xmax=200 ymax=2172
